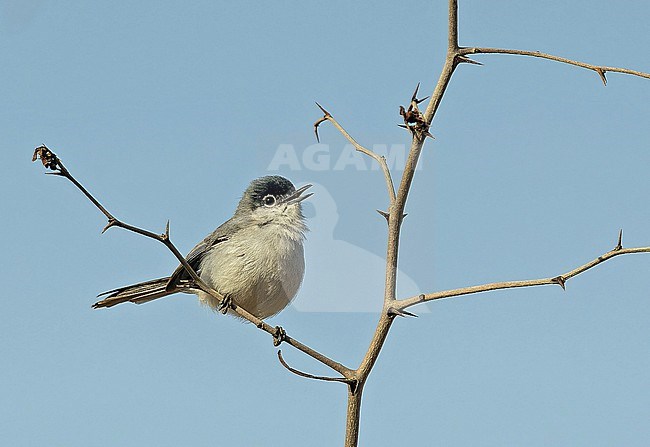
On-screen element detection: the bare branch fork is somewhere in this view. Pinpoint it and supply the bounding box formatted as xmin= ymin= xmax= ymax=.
xmin=32 ymin=145 xmax=353 ymax=381
xmin=31 ymin=0 xmax=650 ymax=445
xmin=312 ymin=1 xmax=650 ymax=446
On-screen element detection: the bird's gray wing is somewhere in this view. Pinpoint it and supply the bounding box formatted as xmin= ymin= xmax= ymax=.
xmin=165 ymin=217 xmax=244 ymax=291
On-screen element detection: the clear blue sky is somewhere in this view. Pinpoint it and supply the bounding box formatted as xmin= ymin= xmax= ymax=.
xmin=2 ymin=1 xmax=649 ymax=445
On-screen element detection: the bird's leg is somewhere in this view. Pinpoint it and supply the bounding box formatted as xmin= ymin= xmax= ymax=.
xmin=272 ymin=326 xmax=287 ymax=346
xmin=217 ymin=293 xmax=233 ymax=314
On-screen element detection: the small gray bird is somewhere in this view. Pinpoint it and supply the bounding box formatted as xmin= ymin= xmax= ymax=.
xmin=93 ymin=176 xmax=312 ymax=319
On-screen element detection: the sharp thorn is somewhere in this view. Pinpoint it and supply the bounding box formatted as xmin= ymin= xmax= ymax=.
xmin=415 ymin=95 xmax=429 ymax=105
xmin=411 ymin=82 xmax=420 ymax=102
xmin=375 ymin=210 xmax=407 ymax=222
xmin=596 ymin=68 xmax=607 ymax=86
xmin=615 ymin=229 xmax=623 ymax=251
xmin=458 ymin=55 xmax=483 ymax=65
xmin=101 ymin=219 xmax=117 ymax=234
xmin=376 ymin=210 xmax=407 ymax=222
xmin=551 ymin=276 xmax=566 ymax=290
xmin=315 ymin=101 xmax=330 ymax=117
xmin=388 ymin=307 xmax=418 ymax=318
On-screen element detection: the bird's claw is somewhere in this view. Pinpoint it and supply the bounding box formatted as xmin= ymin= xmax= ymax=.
xmin=273 ymin=326 xmax=287 ymax=346
xmin=218 ymin=294 xmax=233 ymax=314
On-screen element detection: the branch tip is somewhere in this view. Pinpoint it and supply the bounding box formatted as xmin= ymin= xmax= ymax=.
xmin=32 ymin=145 xmax=61 ymax=171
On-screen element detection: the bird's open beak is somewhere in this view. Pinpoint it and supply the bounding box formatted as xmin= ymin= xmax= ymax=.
xmin=282 ymin=183 xmax=313 ymax=205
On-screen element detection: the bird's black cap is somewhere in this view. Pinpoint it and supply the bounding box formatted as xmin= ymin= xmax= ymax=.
xmin=237 ymin=176 xmax=296 ymax=211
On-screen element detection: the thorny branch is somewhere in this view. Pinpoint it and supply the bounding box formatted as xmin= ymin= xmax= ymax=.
xmin=31 ymin=0 xmax=650 ymax=446
xmin=314 ymin=103 xmax=396 ymax=203
xmin=32 ymin=145 xmax=353 ymax=380
xmin=396 ymin=231 xmax=650 ymax=311
xmin=309 ymin=1 xmax=650 ymax=446
xmin=460 ymin=47 xmax=650 ymax=85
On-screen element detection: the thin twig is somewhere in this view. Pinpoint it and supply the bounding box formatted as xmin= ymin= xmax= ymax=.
xmin=277 ymin=351 xmax=352 ymax=384
xmin=34 ymin=145 xmax=206 ymax=286
xmin=313 ymin=102 xmax=396 ymax=203
xmin=460 ymin=47 xmax=650 ymax=85
xmin=32 ymin=145 xmax=352 ymax=379
xmin=396 ymin=234 xmax=650 ymax=311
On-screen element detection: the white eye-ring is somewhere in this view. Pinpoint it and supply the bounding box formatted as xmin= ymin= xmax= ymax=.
xmin=262 ymin=194 xmax=277 ymax=207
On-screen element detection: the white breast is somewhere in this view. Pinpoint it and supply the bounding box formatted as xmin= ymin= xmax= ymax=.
xmin=197 ymin=223 xmax=305 ymax=319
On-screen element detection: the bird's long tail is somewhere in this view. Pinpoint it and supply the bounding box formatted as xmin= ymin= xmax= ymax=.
xmin=93 ymin=277 xmax=177 ymax=309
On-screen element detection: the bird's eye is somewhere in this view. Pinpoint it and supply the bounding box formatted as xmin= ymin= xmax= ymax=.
xmin=262 ymin=195 xmax=276 ymax=207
